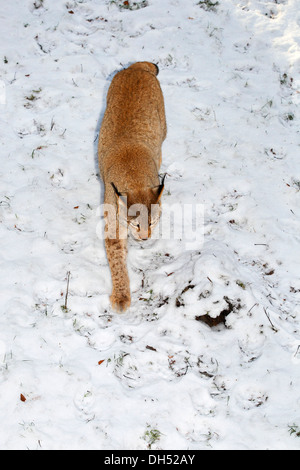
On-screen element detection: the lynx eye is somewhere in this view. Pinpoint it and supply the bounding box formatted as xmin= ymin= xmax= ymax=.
xmin=129 ymin=220 xmax=140 ymax=229
xmin=150 ymin=217 xmax=159 ymax=227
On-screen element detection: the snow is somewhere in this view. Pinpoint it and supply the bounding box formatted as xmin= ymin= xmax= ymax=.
xmin=0 ymin=0 xmax=300 ymax=450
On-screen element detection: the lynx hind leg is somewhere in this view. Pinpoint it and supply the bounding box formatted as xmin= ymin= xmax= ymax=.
xmin=105 ymin=237 xmax=131 ymax=313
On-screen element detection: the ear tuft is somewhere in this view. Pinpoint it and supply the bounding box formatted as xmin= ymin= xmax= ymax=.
xmin=152 ymin=174 xmax=166 ymax=201
xmin=160 ymin=173 xmax=167 ymax=187
xmin=111 ymin=182 xmax=127 ymax=206
xmin=111 ymin=182 xmax=120 ymax=197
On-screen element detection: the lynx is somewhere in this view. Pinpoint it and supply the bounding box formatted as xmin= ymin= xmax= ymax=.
xmin=98 ymin=62 xmax=167 ymax=312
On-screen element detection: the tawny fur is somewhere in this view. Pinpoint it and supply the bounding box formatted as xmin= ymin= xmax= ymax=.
xmin=98 ymin=61 xmax=167 ymax=312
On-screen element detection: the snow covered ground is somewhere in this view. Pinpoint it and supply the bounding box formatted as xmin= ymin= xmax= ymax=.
xmin=0 ymin=0 xmax=300 ymax=450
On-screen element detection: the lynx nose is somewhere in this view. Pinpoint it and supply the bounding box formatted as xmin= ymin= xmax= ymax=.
xmin=140 ymin=227 xmax=152 ymax=241
xmin=138 ymin=232 xmax=148 ymax=241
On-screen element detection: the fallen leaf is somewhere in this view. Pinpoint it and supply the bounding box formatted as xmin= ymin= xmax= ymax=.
xmin=195 ymin=313 xmax=227 ymax=327
xmin=20 ymin=394 xmax=26 ymax=402
xmin=98 ymin=360 xmax=105 ymax=365
xmin=265 ymin=269 xmax=275 ymax=276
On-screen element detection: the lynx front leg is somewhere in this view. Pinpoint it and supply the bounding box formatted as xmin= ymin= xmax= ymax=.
xmin=105 ymin=237 xmax=131 ymax=313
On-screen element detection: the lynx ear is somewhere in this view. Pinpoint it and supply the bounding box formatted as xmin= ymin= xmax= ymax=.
xmin=152 ymin=174 xmax=166 ymax=201
xmin=111 ymin=182 xmax=127 ymax=206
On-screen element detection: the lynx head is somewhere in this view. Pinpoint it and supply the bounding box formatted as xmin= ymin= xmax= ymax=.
xmin=111 ymin=175 xmax=165 ymax=241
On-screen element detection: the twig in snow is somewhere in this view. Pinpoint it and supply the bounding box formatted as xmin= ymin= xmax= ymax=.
xmin=263 ymin=307 xmax=278 ymax=332
xmin=63 ymin=271 xmax=71 ymax=311
xmin=247 ymin=302 xmax=258 ymax=316
xmin=294 ymin=345 xmax=300 ymax=358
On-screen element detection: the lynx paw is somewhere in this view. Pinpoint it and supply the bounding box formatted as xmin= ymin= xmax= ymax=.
xmin=110 ymin=291 xmax=131 ymax=313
